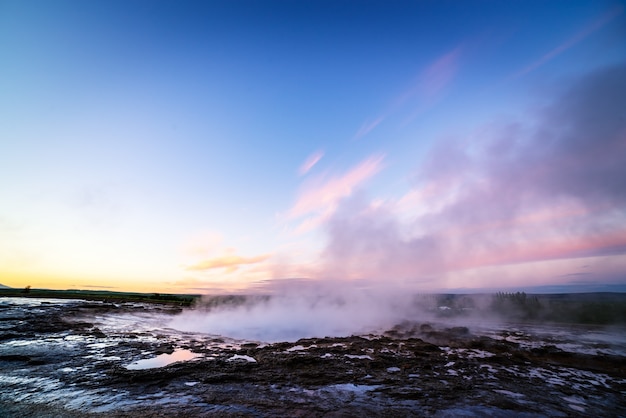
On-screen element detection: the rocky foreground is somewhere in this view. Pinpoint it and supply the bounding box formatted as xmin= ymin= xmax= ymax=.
xmin=0 ymin=297 xmax=625 ymax=417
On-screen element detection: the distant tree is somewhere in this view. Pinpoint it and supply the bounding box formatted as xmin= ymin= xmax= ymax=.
xmin=21 ymin=285 xmax=31 ymax=294
xmin=491 ymin=291 xmax=542 ymax=320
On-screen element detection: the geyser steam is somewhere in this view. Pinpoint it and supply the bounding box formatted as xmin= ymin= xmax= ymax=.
xmin=168 ymin=283 xmax=427 ymax=342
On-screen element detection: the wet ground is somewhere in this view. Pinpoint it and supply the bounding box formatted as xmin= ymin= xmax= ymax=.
xmin=1 ymin=297 xmax=625 ymax=417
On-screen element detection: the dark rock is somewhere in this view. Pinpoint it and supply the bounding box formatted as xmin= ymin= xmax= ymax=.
xmin=0 ymin=355 xmax=31 ymax=362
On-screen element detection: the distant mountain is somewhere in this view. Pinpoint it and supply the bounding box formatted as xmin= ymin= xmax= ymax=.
xmin=0 ymin=283 xmax=11 ymax=289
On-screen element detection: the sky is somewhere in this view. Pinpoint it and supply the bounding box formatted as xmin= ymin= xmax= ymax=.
xmin=1 ymin=0 xmax=625 ymax=294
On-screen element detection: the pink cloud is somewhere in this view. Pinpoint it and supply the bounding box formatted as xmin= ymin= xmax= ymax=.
xmin=186 ymin=253 xmax=271 ymax=273
xmin=394 ymin=46 xmax=462 ymax=109
xmin=313 ymin=63 xmax=626 ymax=289
xmin=454 ymin=229 xmax=626 ymax=273
xmin=298 ymin=150 xmax=324 ymax=176
xmin=287 ymin=155 xmax=384 ymax=234
xmin=353 ymin=117 xmax=384 ymax=140
xmin=287 ymin=154 xmax=385 ymax=233
xmin=512 ymin=5 xmax=623 ymax=79
xmin=353 ymin=46 xmax=462 ymax=139
xmin=417 ymin=47 xmax=461 ymax=100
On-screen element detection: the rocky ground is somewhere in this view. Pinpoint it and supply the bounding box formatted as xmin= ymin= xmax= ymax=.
xmin=1 ymin=297 xmax=625 ymax=417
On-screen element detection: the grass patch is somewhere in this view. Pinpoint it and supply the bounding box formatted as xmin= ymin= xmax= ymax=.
xmin=0 ymin=288 xmax=201 ymax=306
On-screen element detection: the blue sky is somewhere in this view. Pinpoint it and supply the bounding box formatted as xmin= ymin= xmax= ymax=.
xmin=1 ymin=0 xmax=625 ymax=293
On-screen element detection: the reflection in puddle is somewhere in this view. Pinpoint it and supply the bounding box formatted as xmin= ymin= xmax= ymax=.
xmin=125 ymin=349 xmax=200 ymax=370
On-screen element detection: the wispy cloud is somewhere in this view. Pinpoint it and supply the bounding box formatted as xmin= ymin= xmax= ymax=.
xmin=354 ymin=46 xmax=462 ymax=139
xmin=353 ymin=117 xmax=384 ymax=140
xmin=287 ymin=154 xmax=385 ymax=234
xmin=412 ymin=46 xmax=461 ymax=102
xmin=511 ymin=5 xmax=623 ymax=79
xmin=298 ymin=150 xmax=324 ymax=176
xmin=317 ymin=63 xmax=626 ymax=287
xmin=79 ymin=285 xmax=119 ymax=289
xmin=186 ymin=254 xmax=271 ymax=273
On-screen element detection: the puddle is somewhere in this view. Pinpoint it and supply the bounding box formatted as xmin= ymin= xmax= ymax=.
xmin=125 ymin=349 xmax=200 ymax=370
xmin=0 ymin=297 xmax=84 ymax=307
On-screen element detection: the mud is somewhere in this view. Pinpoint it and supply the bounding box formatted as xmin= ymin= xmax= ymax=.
xmin=1 ymin=297 xmax=625 ymax=417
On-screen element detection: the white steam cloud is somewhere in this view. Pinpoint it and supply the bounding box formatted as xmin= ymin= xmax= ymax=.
xmin=169 ymin=64 xmax=626 ymax=343
xmin=169 ymin=282 xmax=427 ymax=342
